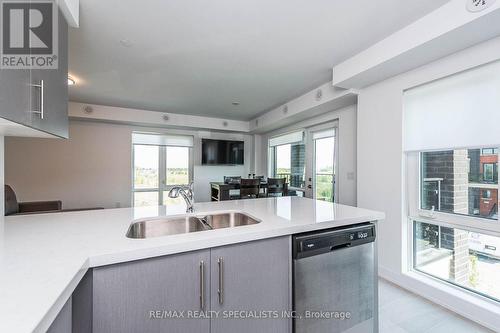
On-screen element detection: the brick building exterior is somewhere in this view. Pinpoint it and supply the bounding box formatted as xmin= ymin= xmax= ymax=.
xmin=421 ymin=149 xmax=470 ymax=284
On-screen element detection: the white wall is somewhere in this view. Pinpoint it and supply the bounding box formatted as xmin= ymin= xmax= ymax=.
xmin=259 ymin=105 xmax=357 ymax=206
xmin=5 ymin=120 xmax=254 ymax=209
xmin=193 ymin=131 xmax=253 ymax=202
xmin=357 ymin=36 xmax=500 ymax=329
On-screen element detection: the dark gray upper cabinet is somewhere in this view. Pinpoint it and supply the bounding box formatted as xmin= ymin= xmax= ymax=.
xmin=0 ymin=68 xmax=32 ymax=127
xmin=0 ymin=6 xmax=68 ymax=138
xmin=210 ymin=237 xmax=291 ymax=333
xmin=29 ymin=8 xmax=69 ymax=138
xmin=92 ymin=249 xmax=211 ymax=333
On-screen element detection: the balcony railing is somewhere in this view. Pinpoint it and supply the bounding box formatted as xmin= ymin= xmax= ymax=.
xmin=276 ymin=173 xmax=305 ymax=189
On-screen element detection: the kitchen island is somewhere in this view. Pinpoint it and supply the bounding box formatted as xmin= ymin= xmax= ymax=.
xmin=0 ymin=197 xmax=384 ymax=333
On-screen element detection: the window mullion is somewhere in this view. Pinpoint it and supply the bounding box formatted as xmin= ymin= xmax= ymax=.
xmin=159 ymin=146 xmax=167 ymax=205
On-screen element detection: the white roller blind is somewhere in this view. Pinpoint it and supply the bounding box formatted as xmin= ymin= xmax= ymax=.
xmin=312 ymin=128 xmax=335 ymax=140
xmin=403 ymin=60 xmax=500 ymax=152
xmin=269 ymin=130 xmax=304 ymax=147
xmin=132 ymin=133 xmax=194 ymax=147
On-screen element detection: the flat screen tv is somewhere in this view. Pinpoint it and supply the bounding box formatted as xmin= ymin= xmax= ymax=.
xmin=202 ymin=139 xmax=244 ymax=165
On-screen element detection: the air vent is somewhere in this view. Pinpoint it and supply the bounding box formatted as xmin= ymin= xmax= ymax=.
xmin=466 ymin=0 xmax=496 ymax=12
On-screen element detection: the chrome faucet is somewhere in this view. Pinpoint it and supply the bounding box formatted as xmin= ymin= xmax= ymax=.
xmin=168 ymin=183 xmax=195 ymax=213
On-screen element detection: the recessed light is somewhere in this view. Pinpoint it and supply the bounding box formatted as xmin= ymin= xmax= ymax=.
xmin=232 ymin=102 xmax=240 ymax=106
xmin=68 ymin=76 xmax=75 ymax=86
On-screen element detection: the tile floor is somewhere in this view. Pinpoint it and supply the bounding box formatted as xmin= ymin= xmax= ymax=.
xmin=379 ymin=279 xmax=495 ymax=333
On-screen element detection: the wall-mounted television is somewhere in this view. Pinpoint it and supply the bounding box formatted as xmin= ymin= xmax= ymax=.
xmin=201 ymin=139 xmax=244 ymax=165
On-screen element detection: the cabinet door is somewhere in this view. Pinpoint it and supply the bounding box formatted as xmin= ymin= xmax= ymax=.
xmin=0 ymin=68 xmax=32 ymax=126
xmin=47 ymin=297 xmax=72 ymax=333
xmin=30 ymin=8 xmax=68 ymax=138
xmin=93 ymin=250 xmax=210 ymax=333
xmin=210 ymin=237 xmax=291 ymax=333
xmin=72 ymin=270 xmax=93 ymax=333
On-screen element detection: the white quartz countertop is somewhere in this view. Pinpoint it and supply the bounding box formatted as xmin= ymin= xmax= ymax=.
xmin=0 ymin=197 xmax=384 ymax=333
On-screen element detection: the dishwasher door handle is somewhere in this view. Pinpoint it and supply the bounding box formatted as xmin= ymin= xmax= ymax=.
xmin=330 ymin=243 xmax=351 ymax=251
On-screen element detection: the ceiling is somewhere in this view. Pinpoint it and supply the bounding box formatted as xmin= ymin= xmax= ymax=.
xmin=69 ymin=0 xmax=449 ymax=121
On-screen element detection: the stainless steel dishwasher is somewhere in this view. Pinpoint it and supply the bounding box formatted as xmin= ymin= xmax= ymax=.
xmin=293 ymin=223 xmax=377 ymax=333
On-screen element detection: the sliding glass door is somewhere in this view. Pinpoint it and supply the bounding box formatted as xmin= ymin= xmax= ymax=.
xmin=304 ymin=126 xmax=337 ymax=202
xmin=314 ymin=135 xmax=336 ymax=202
xmin=268 ymin=131 xmax=306 ymax=196
xmin=268 ymin=124 xmax=337 ymax=201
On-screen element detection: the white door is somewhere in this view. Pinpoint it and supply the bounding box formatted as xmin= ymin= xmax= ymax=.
xmin=304 ymin=125 xmax=337 ymax=202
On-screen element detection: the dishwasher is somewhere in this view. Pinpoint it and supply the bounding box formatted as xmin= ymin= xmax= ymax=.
xmin=292 ymin=223 xmax=377 ymax=333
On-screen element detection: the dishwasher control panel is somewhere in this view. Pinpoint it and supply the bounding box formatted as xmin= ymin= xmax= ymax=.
xmin=293 ymin=223 xmax=376 ymax=259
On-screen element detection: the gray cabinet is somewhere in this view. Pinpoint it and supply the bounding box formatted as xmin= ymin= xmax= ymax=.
xmin=30 ymin=8 xmax=69 ymax=138
xmin=90 ymin=237 xmax=291 ymax=333
xmin=92 ymin=250 xmax=211 ymax=333
xmin=47 ymin=297 xmax=72 ymax=333
xmin=0 ymin=68 xmax=32 ymax=127
xmin=72 ymin=270 xmax=93 ymax=333
xmin=0 ymin=6 xmax=68 ymax=138
xmin=210 ymin=237 xmax=291 ymax=333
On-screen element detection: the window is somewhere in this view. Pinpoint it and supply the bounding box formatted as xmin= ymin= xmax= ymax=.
xmin=272 ymin=143 xmax=306 ymax=189
xmin=405 ymin=60 xmax=500 ymax=304
xmin=132 ymin=133 xmax=193 ymax=207
xmin=420 ymin=149 xmax=498 ymax=220
xmin=483 ymin=163 xmax=495 ymax=182
xmin=482 ymin=148 xmax=498 ymax=155
xmin=269 ymin=131 xmax=306 ymax=190
xmin=413 ymin=221 xmax=500 ymax=302
xmin=312 ymin=129 xmax=336 ymax=202
xmin=411 ymin=148 xmax=500 ymax=302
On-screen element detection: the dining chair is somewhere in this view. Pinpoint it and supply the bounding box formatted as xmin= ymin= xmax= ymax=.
xmin=239 ymin=178 xmax=261 ymax=199
xmin=267 ymin=178 xmax=286 ymax=197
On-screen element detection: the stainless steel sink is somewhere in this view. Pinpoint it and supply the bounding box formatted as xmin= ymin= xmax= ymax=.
xmin=126 ymin=211 xmax=261 ymax=239
xmin=198 ymin=212 xmax=260 ymax=229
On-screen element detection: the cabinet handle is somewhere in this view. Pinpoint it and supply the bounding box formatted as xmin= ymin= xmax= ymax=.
xmin=199 ymin=260 xmax=205 ymax=310
xmin=218 ymin=257 xmax=224 ymax=304
xmin=30 ymin=80 xmax=44 ymax=119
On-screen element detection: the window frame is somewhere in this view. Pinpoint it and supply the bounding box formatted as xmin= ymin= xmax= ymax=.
xmin=132 ymin=143 xmax=194 ymax=207
xmin=406 ymin=149 xmax=500 ymax=304
xmin=407 ymin=150 xmax=500 ymax=234
xmin=410 ymin=219 xmax=500 ymax=303
xmin=268 ymin=142 xmax=307 ymax=191
xmin=483 ymin=163 xmax=495 ymax=182
xmin=267 ymin=121 xmax=339 ymax=200
xmin=310 ymin=129 xmax=337 ymax=202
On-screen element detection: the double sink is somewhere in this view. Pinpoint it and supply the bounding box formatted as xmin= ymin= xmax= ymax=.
xmin=126 ymin=211 xmax=261 ymax=239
